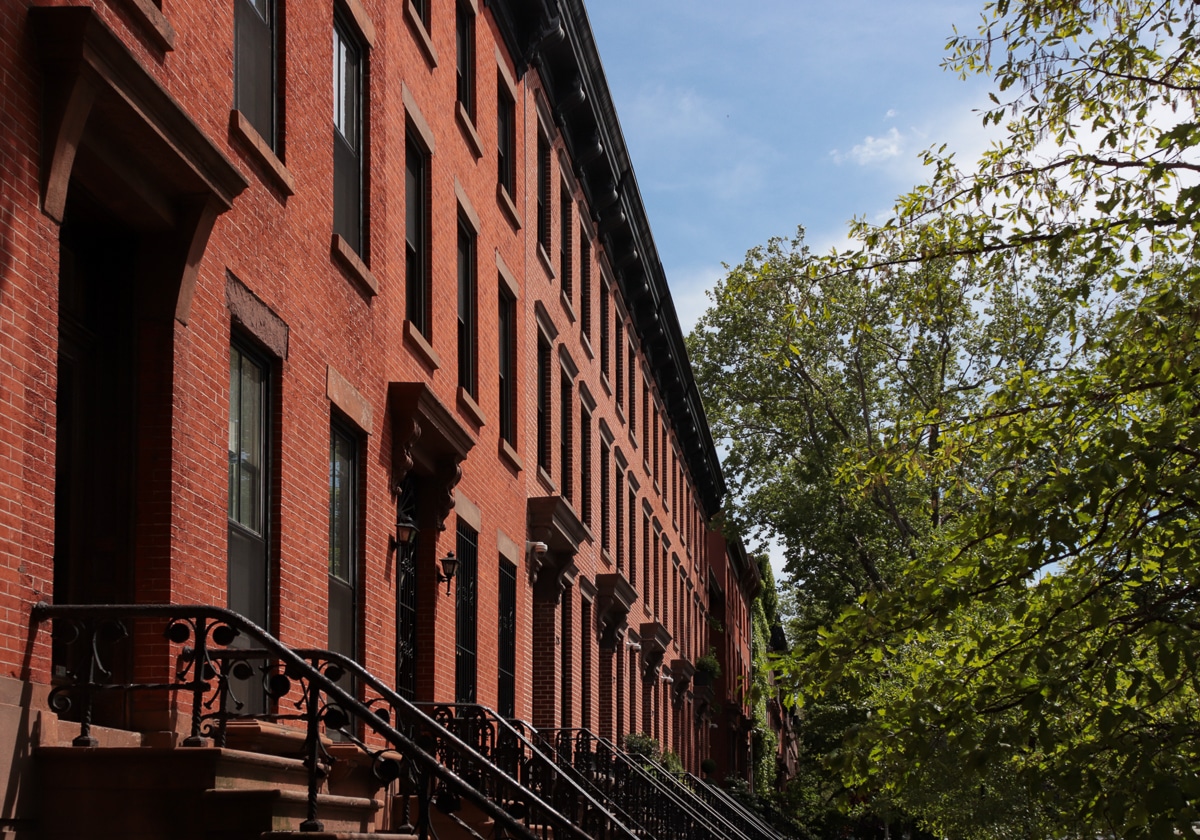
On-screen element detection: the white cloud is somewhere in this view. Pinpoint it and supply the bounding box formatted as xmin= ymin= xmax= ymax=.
xmin=831 ymin=126 xmax=904 ymax=165
xmin=665 ymin=263 xmax=726 ymax=335
xmin=885 ymin=108 xmax=898 ymax=119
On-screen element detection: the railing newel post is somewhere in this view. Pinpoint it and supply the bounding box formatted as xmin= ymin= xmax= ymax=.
xmin=182 ymin=616 xmax=208 ymax=747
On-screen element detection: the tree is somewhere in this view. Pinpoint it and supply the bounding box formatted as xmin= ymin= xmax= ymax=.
xmin=690 ymin=2 xmax=1200 ymax=838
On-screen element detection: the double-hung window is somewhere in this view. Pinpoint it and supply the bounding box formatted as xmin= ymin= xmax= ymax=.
xmin=455 ymin=1 xmax=475 ymax=119
xmin=537 ymin=131 xmax=551 ymax=253
xmin=406 ymin=134 xmax=430 ymax=335
xmin=235 ymin=0 xmax=277 ymax=149
xmin=333 ymin=15 xmax=365 ymax=255
xmin=498 ymin=288 xmax=516 ymax=444
xmin=457 ymin=220 xmax=477 ymax=397
xmin=497 ymin=80 xmax=516 ymax=196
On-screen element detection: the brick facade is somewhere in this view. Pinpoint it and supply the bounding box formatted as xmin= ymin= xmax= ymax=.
xmin=0 ymin=0 xmax=762 ymax=828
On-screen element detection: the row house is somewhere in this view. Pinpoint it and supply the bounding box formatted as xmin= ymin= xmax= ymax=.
xmin=0 ymin=0 xmax=774 ymax=838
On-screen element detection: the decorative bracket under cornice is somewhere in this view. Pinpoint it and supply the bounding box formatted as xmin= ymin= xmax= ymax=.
xmin=639 ymin=621 xmax=671 ymax=682
xmin=388 ymin=383 xmax=475 ymax=533
xmin=595 ymin=572 xmax=637 ymax=650
xmin=527 ymin=495 xmax=589 ymax=603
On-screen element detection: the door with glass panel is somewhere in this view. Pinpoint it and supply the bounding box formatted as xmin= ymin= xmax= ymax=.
xmin=228 ymin=343 xmax=269 ymax=711
xmin=328 ymin=422 xmax=358 ymax=706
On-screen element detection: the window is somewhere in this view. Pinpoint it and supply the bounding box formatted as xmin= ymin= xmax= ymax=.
xmin=498 ymin=558 xmax=517 ymax=717
xmin=560 ymin=185 xmax=573 ymax=297
xmin=537 ymin=131 xmax=551 ymax=253
xmin=600 ymin=439 xmax=611 ymax=553
xmin=600 ymin=285 xmax=610 ymax=378
xmin=580 ymin=403 xmax=592 ymax=525
xmin=455 ymin=1 xmax=475 ymax=119
xmin=580 ymin=229 xmax=592 ymax=339
xmin=328 ymin=421 xmax=358 ymax=665
xmin=406 ymin=134 xmax=429 ymax=335
xmin=333 ymin=15 xmax=365 ymax=255
xmin=455 ymin=519 xmax=479 ymax=703
xmin=642 ymin=384 xmax=649 ymax=456
xmin=615 ymin=467 xmax=625 ymax=570
xmin=560 ymin=371 xmax=573 ymax=500
xmin=497 ymin=80 xmax=515 ymax=196
xmin=628 ymin=351 xmax=636 ymax=438
xmin=537 ymin=334 xmax=552 ymax=474
xmin=615 ymin=320 xmax=624 ymax=410
xmin=229 ymin=341 xmax=271 ymax=712
xmin=644 ymin=514 xmax=652 ymax=615
xmin=410 ymin=0 xmax=429 ymax=26
xmin=235 ymin=0 xmax=277 ymax=149
xmin=457 ymin=220 xmax=477 ymax=396
xmin=498 ymin=288 xmax=516 ymax=445
xmin=628 ymin=488 xmax=637 ymax=587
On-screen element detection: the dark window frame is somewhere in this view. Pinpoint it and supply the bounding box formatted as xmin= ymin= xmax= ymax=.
xmin=537 ymin=130 xmax=551 ymax=253
xmin=455 ymin=0 xmax=475 ymax=119
xmin=457 ymin=217 xmax=478 ymax=397
xmin=497 ymin=77 xmax=516 ymax=196
xmin=235 ymin=0 xmax=278 ymax=151
xmin=498 ymin=287 xmax=517 ymax=445
xmin=406 ymin=132 xmax=430 ymax=335
xmin=537 ymin=333 xmax=552 ymax=473
xmin=333 ymin=12 xmax=366 ymax=256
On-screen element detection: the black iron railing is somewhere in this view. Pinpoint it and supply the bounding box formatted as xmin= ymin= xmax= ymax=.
xmin=542 ymin=728 xmax=737 ymax=840
xmin=638 ymin=760 xmax=760 ymax=840
xmin=32 ymin=603 xmax=589 ymax=840
xmin=414 ymin=703 xmax=642 ymax=840
xmin=686 ymin=772 xmax=794 ymax=840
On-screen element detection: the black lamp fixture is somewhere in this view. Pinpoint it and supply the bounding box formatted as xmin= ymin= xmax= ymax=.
xmin=437 ymin=551 xmax=459 ymax=595
xmin=389 ymin=511 xmax=419 ymax=552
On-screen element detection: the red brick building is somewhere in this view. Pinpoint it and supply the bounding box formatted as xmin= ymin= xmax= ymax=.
xmin=0 ymin=0 xmax=767 ymax=837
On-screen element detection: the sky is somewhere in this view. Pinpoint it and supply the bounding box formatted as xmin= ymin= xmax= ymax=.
xmin=586 ymin=0 xmax=997 ymax=333
xmin=585 ymin=1 xmax=999 ymax=576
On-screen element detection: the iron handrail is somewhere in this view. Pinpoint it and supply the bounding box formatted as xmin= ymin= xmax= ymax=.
xmin=543 ymin=727 xmax=735 ymax=840
xmin=686 ymin=772 xmax=791 ymax=840
xmin=409 ymin=702 xmax=642 ymax=840
xmin=639 ymin=760 xmax=762 ymax=840
xmin=31 ymin=603 xmax=584 ymax=840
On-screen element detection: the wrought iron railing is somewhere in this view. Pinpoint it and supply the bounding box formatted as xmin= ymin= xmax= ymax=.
xmin=685 ymin=772 xmax=793 ymax=840
xmin=639 ymin=761 xmax=762 ymax=840
xmin=414 ymin=703 xmax=641 ymax=840
xmin=32 ymin=603 xmax=590 ymax=840
xmin=542 ymin=728 xmax=740 ymax=840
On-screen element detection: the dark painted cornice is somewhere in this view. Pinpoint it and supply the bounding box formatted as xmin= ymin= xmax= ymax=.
xmin=488 ymin=0 xmax=727 ymax=516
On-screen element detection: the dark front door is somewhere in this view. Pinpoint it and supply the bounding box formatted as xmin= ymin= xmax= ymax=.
xmin=52 ymin=208 xmax=137 ymax=722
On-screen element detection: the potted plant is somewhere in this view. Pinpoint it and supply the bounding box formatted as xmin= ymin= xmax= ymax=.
xmin=700 ymin=757 xmax=717 ymax=778
xmin=694 ymin=647 xmax=721 ymax=686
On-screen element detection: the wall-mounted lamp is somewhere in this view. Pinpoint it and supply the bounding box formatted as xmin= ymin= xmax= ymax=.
xmin=437 ymin=551 xmax=459 ymax=596
xmin=389 ymin=512 xmax=419 ymax=552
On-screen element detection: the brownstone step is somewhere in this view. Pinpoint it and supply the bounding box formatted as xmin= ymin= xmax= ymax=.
xmin=262 ymin=834 xmax=418 ymax=840
xmin=203 ymin=788 xmax=380 ymax=837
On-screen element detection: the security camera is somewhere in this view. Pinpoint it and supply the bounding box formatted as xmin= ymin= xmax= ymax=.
xmin=661 ymin=674 xmax=674 ymax=684
xmin=627 ymin=641 xmax=641 ymax=651
xmin=528 ymin=541 xmax=548 ymax=555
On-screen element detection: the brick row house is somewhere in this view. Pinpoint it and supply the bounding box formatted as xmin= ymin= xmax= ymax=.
xmin=0 ymin=0 xmax=769 ymax=837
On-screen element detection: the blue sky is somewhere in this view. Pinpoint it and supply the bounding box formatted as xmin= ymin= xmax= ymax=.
xmin=586 ymin=1 xmax=999 ymax=574
xmin=587 ymin=0 xmax=996 ymax=333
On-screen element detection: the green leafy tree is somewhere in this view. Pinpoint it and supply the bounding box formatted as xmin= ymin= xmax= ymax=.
xmin=691 ymin=2 xmax=1200 ymax=838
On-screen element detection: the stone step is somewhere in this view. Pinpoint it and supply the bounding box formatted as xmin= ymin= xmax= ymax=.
xmin=263 ymin=834 xmax=418 ymax=840
xmin=203 ymin=788 xmax=380 ymax=837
